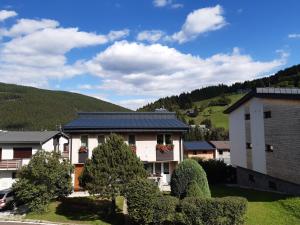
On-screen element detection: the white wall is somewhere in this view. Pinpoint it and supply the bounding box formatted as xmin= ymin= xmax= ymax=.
xmin=249 ymin=98 xmax=266 ymax=173
xmin=229 ymin=106 xmax=247 ymax=167
xmin=0 ymin=171 xmax=15 ymax=190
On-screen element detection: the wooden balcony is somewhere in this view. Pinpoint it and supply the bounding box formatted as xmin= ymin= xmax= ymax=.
xmin=156 ymin=149 xmax=174 ymax=161
xmin=0 ymin=159 xmax=21 ymax=170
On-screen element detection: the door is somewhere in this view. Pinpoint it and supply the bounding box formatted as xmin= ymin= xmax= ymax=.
xmin=74 ymin=164 xmax=84 ymax=192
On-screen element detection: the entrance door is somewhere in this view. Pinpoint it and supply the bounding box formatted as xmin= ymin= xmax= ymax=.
xmin=74 ymin=164 xmax=84 ymax=192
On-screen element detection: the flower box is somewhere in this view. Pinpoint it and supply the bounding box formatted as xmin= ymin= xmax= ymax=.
xmin=156 ymin=144 xmax=174 ymax=153
xmin=79 ymin=146 xmax=88 ymax=153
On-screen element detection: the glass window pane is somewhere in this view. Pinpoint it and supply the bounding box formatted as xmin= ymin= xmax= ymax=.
xmin=165 ymin=134 xmax=172 ymax=145
xmin=157 ymin=134 xmax=164 ymax=144
xmin=98 ymin=135 xmax=105 ymax=145
xmin=163 ymin=162 xmax=169 ymax=174
xmin=128 ymin=135 xmax=136 ymax=145
xmin=155 ymin=163 xmax=161 ymax=175
xmin=81 ymin=135 xmax=88 ymax=147
xmin=144 ymin=163 xmax=153 ymax=174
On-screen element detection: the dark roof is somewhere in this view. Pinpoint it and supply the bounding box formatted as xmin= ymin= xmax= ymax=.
xmin=224 ymin=87 xmax=300 ymax=114
xmin=209 ymin=141 xmax=230 ymax=150
xmin=0 ymin=131 xmax=61 ymax=144
xmin=183 ymin=141 xmax=215 ymax=151
xmin=63 ymin=112 xmax=189 ymax=133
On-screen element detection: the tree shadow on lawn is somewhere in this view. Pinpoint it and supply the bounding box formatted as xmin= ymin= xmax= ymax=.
xmin=210 ymin=185 xmax=290 ymax=203
xmin=55 ymin=197 xmax=125 ymax=224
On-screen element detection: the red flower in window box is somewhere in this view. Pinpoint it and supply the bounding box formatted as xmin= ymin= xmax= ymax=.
xmin=79 ymin=146 xmax=88 ymax=153
xmin=130 ymin=145 xmax=137 ymax=154
xmin=156 ymin=144 xmax=174 ymax=153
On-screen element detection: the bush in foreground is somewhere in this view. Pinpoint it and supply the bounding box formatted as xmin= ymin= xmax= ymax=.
xmin=180 ymin=196 xmax=247 ymax=225
xmin=171 ymin=159 xmax=211 ymax=199
xmin=13 ymin=150 xmax=73 ymax=212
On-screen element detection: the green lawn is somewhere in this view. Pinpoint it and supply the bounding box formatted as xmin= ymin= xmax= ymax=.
xmin=211 ymin=185 xmax=300 ymax=225
xmin=25 ymin=196 xmax=125 ymax=225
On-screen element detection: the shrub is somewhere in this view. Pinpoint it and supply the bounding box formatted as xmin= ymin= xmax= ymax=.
xmin=186 ymin=180 xmax=203 ymax=198
xmin=153 ymin=195 xmax=179 ymax=224
xmin=197 ymin=159 xmax=236 ymax=184
xmin=171 ymin=159 xmax=211 ymax=199
xmin=126 ymin=178 xmax=160 ymax=224
xmin=13 ymin=151 xmax=73 ymax=212
xmin=180 ymin=196 xmax=247 ymax=225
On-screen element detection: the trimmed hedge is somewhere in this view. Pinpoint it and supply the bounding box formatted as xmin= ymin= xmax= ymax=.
xmin=153 ymin=195 xmax=179 ymax=224
xmin=126 ymin=178 xmax=160 ymax=224
xmin=196 ymin=159 xmax=236 ymax=184
xmin=171 ymin=159 xmax=211 ymax=199
xmin=180 ymin=196 xmax=247 ymax=225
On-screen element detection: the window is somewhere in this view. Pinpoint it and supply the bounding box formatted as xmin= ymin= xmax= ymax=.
xmin=128 ymin=135 xmax=136 ymax=145
xmin=264 ymin=111 xmax=272 ymax=119
xmin=203 ymin=150 xmax=207 ymax=154
xmin=63 ymin=143 xmax=69 ymax=152
xmin=13 ymin=148 xmax=32 ymax=159
xmin=165 ymin=134 xmax=172 ymax=145
xmin=80 ymin=135 xmax=88 ymax=147
xmin=155 ymin=163 xmax=161 ymax=175
xmin=245 ymin=113 xmax=250 ymax=120
xmin=248 ymin=174 xmax=255 ymax=183
xmin=12 ymin=172 xmax=17 ymax=179
xmin=268 ymin=181 xmax=277 ymax=190
xmin=219 ymin=150 xmax=223 ymax=155
xmin=98 ymin=135 xmax=105 ymax=145
xmin=193 ymin=151 xmax=197 ymax=155
xmin=163 ymin=163 xmax=170 ymax=174
xmin=265 ymin=144 xmax=273 ymax=152
xmin=246 ymin=142 xmax=252 ymax=149
xmin=157 ymin=134 xmax=164 ymax=144
xmin=144 ymin=163 xmax=153 ymax=174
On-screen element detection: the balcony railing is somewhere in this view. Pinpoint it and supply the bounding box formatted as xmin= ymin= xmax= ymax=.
xmin=0 ymin=159 xmax=22 ymax=170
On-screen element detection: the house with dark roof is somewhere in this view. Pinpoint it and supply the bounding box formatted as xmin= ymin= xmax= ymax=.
xmin=63 ymin=111 xmax=189 ymax=191
xmin=224 ymin=87 xmax=300 ymax=195
xmin=0 ymin=131 xmax=68 ymax=190
xmin=209 ymin=141 xmax=230 ymax=164
xmin=183 ymin=141 xmax=216 ymax=160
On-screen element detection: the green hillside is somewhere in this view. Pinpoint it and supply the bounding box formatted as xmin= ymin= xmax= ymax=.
xmin=182 ymin=93 xmax=244 ymax=129
xmin=0 ymin=82 xmax=129 ymax=131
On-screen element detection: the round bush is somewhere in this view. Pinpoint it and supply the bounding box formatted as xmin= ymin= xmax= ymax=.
xmin=171 ymin=159 xmax=211 ymax=199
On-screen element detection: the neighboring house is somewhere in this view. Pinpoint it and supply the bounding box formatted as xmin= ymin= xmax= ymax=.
xmin=0 ymin=131 xmax=69 ymax=190
xmin=224 ymin=87 xmax=300 ymax=194
xmin=183 ymin=141 xmax=216 ymax=160
xmin=209 ymin=141 xmax=230 ymax=164
xmin=63 ymin=112 xmax=189 ymax=191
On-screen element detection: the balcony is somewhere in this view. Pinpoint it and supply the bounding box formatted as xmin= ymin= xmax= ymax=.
xmin=0 ymin=159 xmax=22 ymax=170
xmin=61 ymin=151 xmax=69 ymax=159
xmin=156 ymin=144 xmax=174 ymax=161
xmin=78 ymin=146 xmax=89 ymax=163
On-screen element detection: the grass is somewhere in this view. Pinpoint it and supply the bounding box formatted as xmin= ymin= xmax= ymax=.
xmin=183 ymin=93 xmax=244 ymax=129
xmin=211 ymin=185 xmax=300 ymax=225
xmin=25 ymin=196 xmax=125 ymax=225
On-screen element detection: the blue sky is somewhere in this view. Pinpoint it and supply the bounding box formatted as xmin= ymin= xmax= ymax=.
xmin=0 ymin=0 xmax=299 ymax=109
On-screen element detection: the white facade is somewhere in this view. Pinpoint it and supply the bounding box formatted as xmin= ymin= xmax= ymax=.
xmin=0 ymin=135 xmax=68 ymax=190
xmin=229 ymin=97 xmax=267 ymax=173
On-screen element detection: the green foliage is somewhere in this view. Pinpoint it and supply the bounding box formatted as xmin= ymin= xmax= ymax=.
xmin=188 ymin=119 xmax=195 ymax=125
xmin=126 ymin=178 xmax=160 ymax=224
xmin=197 ymin=159 xmax=236 ymax=184
xmin=186 ymin=180 xmax=203 ymax=198
xmin=79 ymin=134 xmax=147 ymax=213
xmin=201 ymin=118 xmax=212 ymax=129
xmin=13 ymin=150 xmax=73 ymax=212
xmin=152 ymin=195 xmax=179 ymax=224
xmin=279 ymin=197 xmax=300 ymax=219
xmin=180 ymin=196 xmax=247 ymax=225
xmin=208 ymin=95 xmax=232 ymax=107
xmin=0 ymin=82 xmax=129 ymax=131
xmin=171 ymin=159 xmax=211 ymax=199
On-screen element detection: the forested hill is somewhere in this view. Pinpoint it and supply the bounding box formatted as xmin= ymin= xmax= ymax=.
xmin=0 ymin=82 xmax=129 ymax=131
xmin=138 ymin=64 xmax=300 ymax=112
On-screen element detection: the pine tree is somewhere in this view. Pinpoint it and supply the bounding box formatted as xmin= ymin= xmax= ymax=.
xmin=79 ymin=133 xmax=147 ymax=214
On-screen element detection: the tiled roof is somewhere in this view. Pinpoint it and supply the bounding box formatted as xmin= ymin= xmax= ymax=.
xmin=183 ymin=141 xmax=215 ymax=151
xmin=210 ymin=141 xmax=230 ymax=150
xmin=0 ymin=131 xmax=60 ymax=144
xmin=224 ymin=88 xmax=300 ymax=114
xmin=63 ymin=112 xmax=189 ymax=132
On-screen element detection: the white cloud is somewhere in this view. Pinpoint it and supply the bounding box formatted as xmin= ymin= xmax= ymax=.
xmin=85 ymin=41 xmax=286 ymax=100
xmin=0 ymin=15 xmax=129 ymax=86
xmin=171 ymin=4 xmax=184 ymax=9
xmin=116 ymin=98 xmax=155 ymax=110
xmin=153 ymin=0 xmax=171 ymax=7
xmin=137 ymin=30 xmax=165 ymax=43
xmin=288 ymin=33 xmax=300 ymax=39
xmin=172 ymin=5 xmax=226 ymax=43
xmin=0 ymin=10 xmax=17 ymax=21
